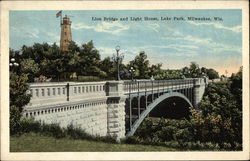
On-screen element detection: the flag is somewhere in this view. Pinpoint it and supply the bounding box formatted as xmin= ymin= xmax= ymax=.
xmin=56 ymin=10 xmax=62 ymax=18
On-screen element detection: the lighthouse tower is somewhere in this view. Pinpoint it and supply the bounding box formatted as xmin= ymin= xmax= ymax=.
xmin=60 ymin=15 xmax=72 ymax=51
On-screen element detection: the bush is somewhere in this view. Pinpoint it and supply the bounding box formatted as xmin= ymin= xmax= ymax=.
xmin=20 ymin=118 xmax=42 ymax=134
xmin=121 ymin=136 xmax=140 ymax=144
xmin=46 ymin=123 xmax=66 ymax=138
xmin=10 ymin=72 xmax=31 ymax=135
xmin=10 ymin=106 xmax=22 ymax=135
xmin=78 ymin=76 xmax=102 ymax=82
xmin=16 ymin=119 xmax=118 ymax=143
xmin=66 ymin=124 xmax=89 ymax=140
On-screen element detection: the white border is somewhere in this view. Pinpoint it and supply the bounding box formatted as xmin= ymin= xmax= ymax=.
xmin=1 ymin=1 xmax=249 ymax=160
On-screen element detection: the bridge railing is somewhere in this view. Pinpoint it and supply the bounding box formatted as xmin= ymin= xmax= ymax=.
xmin=27 ymin=78 xmax=205 ymax=107
xmin=27 ymin=81 xmax=107 ymax=107
xmin=123 ymin=78 xmax=195 ymax=94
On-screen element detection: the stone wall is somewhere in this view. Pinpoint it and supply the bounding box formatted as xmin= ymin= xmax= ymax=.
xmin=23 ymin=98 xmax=108 ymax=136
xmin=193 ymin=78 xmax=207 ymax=108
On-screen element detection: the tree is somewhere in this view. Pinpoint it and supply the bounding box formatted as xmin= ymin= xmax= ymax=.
xmin=230 ymin=66 xmax=242 ymax=107
xmin=149 ymin=63 xmax=163 ymax=77
xmin=20 ymin=58 xmax=40 ymax=82
xmin=198 ymin=73 xmax=242 ymax=147
xmin=76 ymin=41 xmax=102 ymax=77
xmin=189 ymin=62 xmax=201 ymax=78
xmin=206 ymin=68 xmax=219 ymax=79
xmin=128 ymin=51 xmax=150 ymax=79
xmin=10 ymin=72 xmax=31 ymax=135
xmin=155 ymin=69 xmax=184 ymax=80
xmin=182 ymin=66 xmax=190 ymax=77
xmin=182 ymin=62 xmax=201 ymax=78
xmin=100 ymin=57 xmax=116 ymax=79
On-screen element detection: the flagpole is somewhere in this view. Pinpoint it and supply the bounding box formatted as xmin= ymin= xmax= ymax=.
xmin=60 ymin=11 xmax=62 ymax=26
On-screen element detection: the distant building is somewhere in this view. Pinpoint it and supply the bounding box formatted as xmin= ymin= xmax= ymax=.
xmin=60 ymin=16 xmax=72 ymax=51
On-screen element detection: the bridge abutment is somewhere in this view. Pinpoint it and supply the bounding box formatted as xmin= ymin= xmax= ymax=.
xmin=193 ymin=78 xmax=207 ymax=108
xmin=106 ymin=81 xmax=126 ymax=139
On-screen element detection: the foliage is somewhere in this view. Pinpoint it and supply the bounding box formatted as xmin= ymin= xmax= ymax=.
xmin=77 ymin=41 xmax=102 ymax=77
xmin=12 ymin=43 xmax=212 ymax=81
xmin=230 ymin=66 xmax=242 ymax=107
xmin=9 ymin=72 xmax=31 ymax=135
xmin=154 ymin=69 xmax=184 ymax=80
xmin=17 ymin=119 xmax=117 ymax=143
xmin=128 ymin=51 xmax=151 ymax=79
xmin=100 ymin=57 xmax=116 ymax=78
xmin=201 ymin=67 xmax=219 ymax=79
xmin=182 ymin=62 xmax=219 ymax=79
xmin=11 ymin=41 xmax=104 ymax=81
xmin=149 ymin=63 xmax=163 ymax=77
xmin=19 ymin=58 xmax=40 ymax=82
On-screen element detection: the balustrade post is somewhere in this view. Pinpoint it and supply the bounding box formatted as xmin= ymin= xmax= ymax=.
xmin=66 ymin=83 xmax=70 ymax=101
xmin=137 ymin=82 xmax=140 ymax=118
xmin=129 ymin=83 xmax=132 ymax=131
xmin=145 ymin=81 xmax=147 ymax=108
xmin=157 ymin=81 xmax=159 ymax=97
xmin=151 ymin=81 xmax=154 ymax=101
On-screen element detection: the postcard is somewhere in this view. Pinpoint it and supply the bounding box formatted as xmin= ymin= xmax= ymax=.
xmin=1 ymin=0 xmax=249 ymax=160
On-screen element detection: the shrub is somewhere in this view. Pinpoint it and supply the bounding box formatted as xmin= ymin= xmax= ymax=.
xmin=121 ymin=136 xmax=139 ymax=144
xmin=66 ymin=124 xmax=117 ymax=143
xmin=10 ymin=106 xmax=22 ymax=135
xmin=19 ymin=118 xmax=42 ymax=134
xmin=47 ymin=123 xmax=66 ymax=138
xmin=16 ymin=119 xmax=117 ymax=143
xmin=66 ymin=124 xmax=89 ymax=140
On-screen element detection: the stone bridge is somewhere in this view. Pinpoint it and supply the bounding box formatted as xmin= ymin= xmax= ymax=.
xmin=23 ymin=78 xmax=208 ymax=139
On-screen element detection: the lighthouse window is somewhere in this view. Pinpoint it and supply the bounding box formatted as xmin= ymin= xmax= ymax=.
xmin=64 ymin=32 xmax=66 ymax=36
xmin=64 ymin=40 xmax=66 ymax=43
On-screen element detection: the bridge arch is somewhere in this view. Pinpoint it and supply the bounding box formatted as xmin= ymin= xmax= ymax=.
xmin=126 ymin=91 xmax=193 ymax=136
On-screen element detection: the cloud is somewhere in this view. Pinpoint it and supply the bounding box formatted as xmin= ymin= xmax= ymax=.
xmin=162 ymin=34 xmax=213 ymax=45
xmin=47 ymin=32 xmax=60 ymax=41
xmin=72 ymin=21 xmax=129 ymax=35
xmin=210 ymin=42 xmax=241 ymax=53
xmin=187 ymin=21 xmax=242 ymax=33
xmin=129 ymin=44 xmax=198 ymax=55
xmin=147 ymin=23 xmax=160 ymax=33
xmin=11 ymin=26 xmax=40 ymax=39
xmin=25 ymin=28 xmax=39 ymax=38
xmin=98 ymin=47 xmax=115 ymax=56
xmin=161 ymin=29 xmax=241 ymax=54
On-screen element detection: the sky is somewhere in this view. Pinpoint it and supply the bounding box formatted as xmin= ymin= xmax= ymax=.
xmin=10 ymin=10 xmax=242 ymax=76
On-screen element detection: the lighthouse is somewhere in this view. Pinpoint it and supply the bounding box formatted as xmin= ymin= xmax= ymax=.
xmin=60 ymin=15 xmax=72 ymax=51
xmin=57 ymin=11 xmax=72 ymax=51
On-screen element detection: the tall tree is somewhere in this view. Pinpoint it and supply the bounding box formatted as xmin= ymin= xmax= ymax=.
xmin=206 ymin=68 xmax=219 ymax=79
xmin=149 ymin=63 xmax=163 ymax=77
xmin=189 ymin=62 xmax=201 ymax=78
xmin=77 ymin=41 xmax=102 ymax=77
xmin=10 ymin=71 xmax=31 ymax=135
xmin=100 ymin=57 xmax=116 ymax=78
xmin=128 ymin=51 xmax=150 ymax=79
xmin=19 ymin=58 xmax=40 ymax=82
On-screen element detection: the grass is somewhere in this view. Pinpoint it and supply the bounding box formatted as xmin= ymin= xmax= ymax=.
xmin=10 ymin=132 xmax=177 ymax=152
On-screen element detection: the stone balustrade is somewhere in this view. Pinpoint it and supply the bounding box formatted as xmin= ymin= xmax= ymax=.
xmin=27 ymin=81 xmax=107 ymax=107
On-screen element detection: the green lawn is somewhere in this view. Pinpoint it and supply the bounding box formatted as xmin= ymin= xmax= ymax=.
xmin=10 ymin=133 xmax=177 ymax=152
